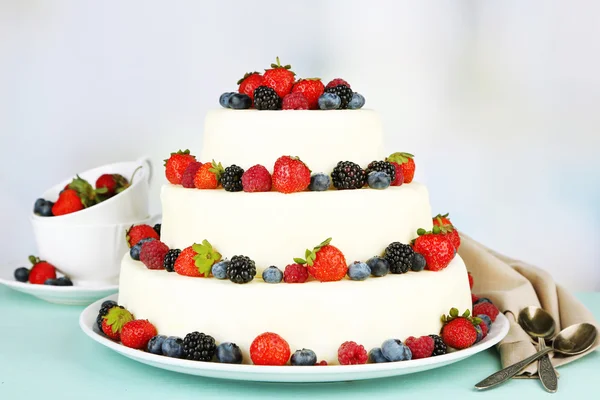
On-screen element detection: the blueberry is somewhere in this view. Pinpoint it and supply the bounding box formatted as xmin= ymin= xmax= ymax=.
xmin=228 ymin=93 xmax=252 ymax=110
xmin=290 ymin=348 xmax=317 ymax=366
xmin=33 ymin=198 xmax=45 ymax=214
xmin=262 ymin=266 xmax=283 ymax=283
xmin=347 ymin=261 xmax=371 ymax=281
xmin=44 ymin=279 xmax=57 ymax=286
xmin=162 ymin=336 xmax=184 ymax=358
xmin=348 ymin=93 xmax=365 ymax=109
xmin=147 ymin=335 xmax=167 ymax=355
xmin=366 ymin=256 xmax=389 ymax=277
xmin=318 ymin=93 xmax=341 ymax=110
xmin=474 ymin=297 xmax=492 ymax=306
xmin=39 ymin=201 xmax=54 ymax=217
xmin=381 ymin=339 xmax=412 ymax=361
xmin=367 ymin=171 xmax=391 ymax=189
xmin=219 ymin=92 xmax=235 ymax=108
xmin=411 ymin=253 xmax=426 ymax=272
xmin=212 ymin=260 xmax=229 ymax=279
xmin=130 ymin=237 xmax=155 ymax=261
xmin=55 ymin=277 xmax=73 ymax=286
xmin=368 ymin=347 xmax=389 ymax=363
xmin=309 ymin=173 xmax=331 ymax=191
xmin=475 ymin=325 xmax=483 ymax=343
xmin=477 ymin=314 xmax=492 ymax=332
xmin=216 ymin=342 xmax=243 ymax=364
xmin=14 ymin=267 xmax=29 ymax=283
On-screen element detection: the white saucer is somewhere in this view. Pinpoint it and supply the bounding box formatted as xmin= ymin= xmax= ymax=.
xmin=80 ymin=294 xmax=509 ymax=383
xmin=0 ymin=260 xmax=118 ymax=306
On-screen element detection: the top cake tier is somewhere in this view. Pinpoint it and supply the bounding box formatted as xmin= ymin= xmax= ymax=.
xmin=201 ymin=109 xmax=384 ymax=173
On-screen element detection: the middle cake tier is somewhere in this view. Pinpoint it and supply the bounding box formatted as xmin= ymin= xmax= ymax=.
xmin=160 ymin=183 xmax=433 ymax=273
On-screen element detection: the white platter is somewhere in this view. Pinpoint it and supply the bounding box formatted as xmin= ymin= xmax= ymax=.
xmin=80 ymin=294 xmax=509 ymax=383
xmin=0 ymin=260 xmax=118 ymax=306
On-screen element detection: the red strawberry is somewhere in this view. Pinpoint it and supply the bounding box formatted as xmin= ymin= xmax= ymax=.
xmin=283 ymin=263 xmax=309 ymax=283
xmin=295 ymin=238 xmax=347 ymax=282
xmin=165 ymin=149 xmax=196 ymax=185
xmin=140 ymin=240 xmax=170 ymax=270
xmin=241 ymin=165 xmax=272 ymax=192
xmin=412 ymin=230 xmax=455 ymax=271
xmin=468 ymin=272 xmax=474 ymax=289
xmin=263 ymin=57 xmax=295 ymax=98
xmin=181 ymin=161 xmax=203 ymax=189
xmin=250 ymin=332 xmax=291 ymax=366
xmin=433 ymin=213 xmax=461 ymax=250
xmin=174 ymin=241 xmax=221 ymax=278
xmin=121 ymin=319 xmax=158 ymax=349
xmin=473 ymin=302 xmax=499 ymax=322
xmin=52 ymin=189 xmax=84 ymax=216
xmin=386 ymin=152 xmax=415 ymax=183
xmin=338 ymin=341 xmax=368 ymax=365
xmin=440 ymin=308 xmax=481 ymax=350
xmin=272 ymin=156 xmax=311 ymax=194
xmin=326 ymin=78 xmax=351 ymax=88
xmin=238 ymin=72 xmax=264 ymax=102
xmin=389 ymin=162 xmax=404 ymax=186
xmin=282 ymin=92 xmax=309 ymax=110
xmin=95 ymin=174 xmax=129 ymax=197
xmin=101 ymin=306 xmax=134 ymax=341
xmin=194 ymin=161 xmax=224 ymax=189
xmin=126 ymin=224 xmax=160 ymax=248
xmin=291 ymin=79 xmax=325 ymax=109
xmin=27 ymin=256 xmax=56 ymax=284
xmin=405 ymin=336 xmax=435 ymax=359
xmin=174 ymin=246 xmax=200 ymax=277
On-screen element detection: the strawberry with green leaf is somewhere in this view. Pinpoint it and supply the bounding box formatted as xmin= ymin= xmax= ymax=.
xmin=174 ymin=240 xmax=221 ymax=277
xmin=294 ymin=238 xmax=347 ymax=282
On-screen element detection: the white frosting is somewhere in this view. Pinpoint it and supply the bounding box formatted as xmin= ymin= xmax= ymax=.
xmin=200 ymin=109 xmax=384 ymax=174
xmin=118 ymin=255 xmax=472 ymax=364
xmin=160 ymin=183 xmax=433 ymax=273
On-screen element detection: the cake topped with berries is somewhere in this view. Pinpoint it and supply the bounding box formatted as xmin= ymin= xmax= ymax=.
xmin=115 ymin=59 xmax=474 ymax=366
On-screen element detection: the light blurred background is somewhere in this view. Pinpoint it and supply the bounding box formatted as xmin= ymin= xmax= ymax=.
xmin=1 ymin=0 xmax=598 ymax=290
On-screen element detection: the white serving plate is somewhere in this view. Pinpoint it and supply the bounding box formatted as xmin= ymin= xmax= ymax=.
xmin=80 ymin=294 xmax=509 ymax=382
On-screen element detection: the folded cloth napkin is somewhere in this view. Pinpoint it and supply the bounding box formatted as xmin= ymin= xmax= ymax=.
xmin=458 ymin=234 xmax=599 ymax=376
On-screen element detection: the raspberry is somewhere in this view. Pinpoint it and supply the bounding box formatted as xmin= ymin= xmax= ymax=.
xmin=337 ymin=341 xmax=368 ymax=365
xmin=478 ymin=320 xmax=489 ymax=338
xmin=316 ymin=360 xmax=328 ymax=366
xmin=473 ymin=302 xmax=499 ymax=322
xmin=471 ymin=293 xmax=479 ymax=304
xmin=241 ymin=165 xmax=272 ymax=192
xmin=326 ymin=78 xmax=351 ymax=88
xmin=468 ymin=272 xmax=474 ymax=289
xmin=283 ymin=263 xmax=308 ymax=283
xmin=389 ymin=162 xmax=404 ymax=186
xmin=181 ymin=161 xmax=203 ymax=188
xmin=282 ymin=92 xmax=309 ymax=110
xmin=404 ymin=336 xmax=435 ymax=359
xmin=250 ymin=332 xmax=291 ymax=366
xmin=140 ymin=240 xmax=170 ymax=270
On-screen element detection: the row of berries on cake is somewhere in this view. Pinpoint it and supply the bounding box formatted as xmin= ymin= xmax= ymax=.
xmin=126 ymin=213 xmax=462 ymax=284
xmin=165 ymin=151 xmax=416 ymax=193
xmin=96 ymin=301 xmax=499 ymax=365
xmin=13 ymin=256 xmax=73 ymax=286
xmin=219 ymin=57 xmax=365 ymax=110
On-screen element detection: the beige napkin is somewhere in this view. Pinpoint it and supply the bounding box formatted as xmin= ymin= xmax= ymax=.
xmin=458 ymin=234 xmax=600 ymax=376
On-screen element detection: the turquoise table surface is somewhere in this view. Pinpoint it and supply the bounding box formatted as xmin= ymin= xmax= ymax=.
xmin=0 ymin=286 xmax=598 ymax=400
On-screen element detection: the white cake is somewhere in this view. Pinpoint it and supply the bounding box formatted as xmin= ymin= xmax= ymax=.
xmin=118 ymin=109 xmax=472 ymax=364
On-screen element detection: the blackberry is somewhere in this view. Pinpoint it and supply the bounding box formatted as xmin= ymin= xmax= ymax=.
xmin=96 ymin=300 xmax=118 ymax=330
xmin=429 ymin=334 xmax=447 ymax=356
xmin=384 ymin=242 xmax=414 ymax=274
xmin=221 ymin=165 xmax=244 ymax=192
xmin=331 ymin=161 xmax=366 ymax=189
xmin=253 ymin=86 xmax=281 ymax=110
xmin=226 ymin=255 xmax=257 ymax=284
xmin=182 ymin=331 xmax=217 ymax=361
xmin=163 ymin=249 xmax=182 ymax=272
xmin=365 ymin=161 xmax=396 ymax=183
xmin=324 ymin=84 xmax=353 ymax=109
xmin=153 ymin=223 xmax=161 ymax=237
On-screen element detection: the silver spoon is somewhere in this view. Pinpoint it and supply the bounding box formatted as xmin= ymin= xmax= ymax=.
xmin=518 ymin=306 xmax=558 ymax=392
xmin=475 ymin=322 xmax=597 ymax=390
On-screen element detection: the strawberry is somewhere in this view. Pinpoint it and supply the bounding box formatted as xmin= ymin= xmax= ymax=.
xmin=468 ymin=272 xmax=474 ymax=289
xmin=326 ymin=78 xmax=351 ymax=88
xmin=433 ymin=213 xmax=461 ymax=250
xmin=250 ymin=332 xmax=291 ymax=366
xmin=262 ymin=57 xmax=295 ymax=98
xmin=52 ymin=189 xmax=84 ymax=216
xmin=440 ymin=308 xmax=482 ymax=350
xmin=238 ymin=72 xmax=264 ymax=102
xmin=101 ymin=306 xmax=134 ymax=341
xmin=27 ymin=256 xmax=56 ymax=284
xmin=194 ymin=160 xmax=224 ymax=189
xmin=294 ymin=238 xmax=347 ymax=282
xmin=473 ymin=302 xmax=499 ymax=322
xmin=405 ymin=336 xmax=435 ymax=359
xmin=95 ymin=174 xmax=129 ymax=197
xmin=291 ymin=78 xmax=325 ymax=110
xmin=174 ymin=241 xmax=221 ymax=277
xmin=282 ymin=92 xmax=309 ymax=110
xmin=412 ymin=229 xmax=455 ymax=271
xmin=241 ymin=164 xmax=272 ymax=192
xmin=126 ymin=224 xmax=160 ymax=248
xmin=389 ymin=162 xmax=404 ymax=186
xmin=121 ymin=319 xmax=157 ymax=349
xmin=165 ymin=149 xmax=196 ymax=185
xmin=386 ymin=152 xmax=416 ymax=183
xmin=140 ymin=240 xmax=170 ymax=270
xmin=272 ymin=156 xmax=311 ymax=194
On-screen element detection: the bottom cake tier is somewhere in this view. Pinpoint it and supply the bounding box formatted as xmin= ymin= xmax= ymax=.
xmin=118 ymin=255 xmax=472 ymax=364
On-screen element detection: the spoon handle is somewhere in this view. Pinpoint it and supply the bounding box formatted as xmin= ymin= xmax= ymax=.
xmin=538 ymin=339 xmax=558 ymax=393
xmin=475 ymin=347 xmax=553 ymax=390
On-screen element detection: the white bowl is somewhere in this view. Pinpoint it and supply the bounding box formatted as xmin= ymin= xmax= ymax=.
xmin=31 ymin=215 xmax=160 ymax=287
xmin=32 ymin=158 xmax=152 ymax=225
